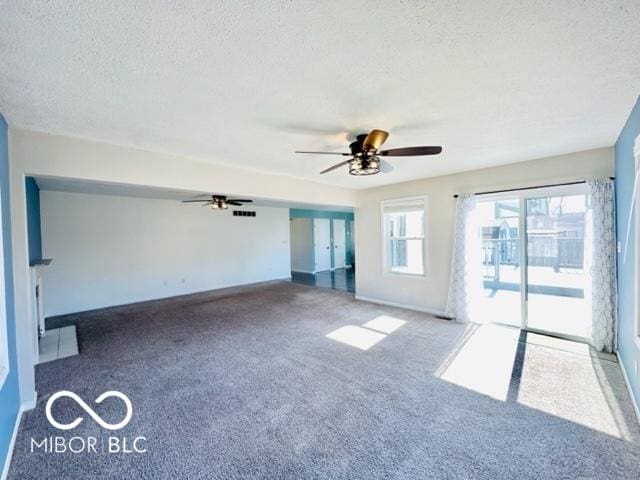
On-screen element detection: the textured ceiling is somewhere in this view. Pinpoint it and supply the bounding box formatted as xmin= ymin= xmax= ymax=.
xmin=1 ymin=1 xmax=639 ymax=189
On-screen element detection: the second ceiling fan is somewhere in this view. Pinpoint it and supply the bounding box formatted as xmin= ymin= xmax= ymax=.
xmin=182 ymin=195 xmax=252 ymax=210
xmin=295 ymin=129 xmax=442 ymax=176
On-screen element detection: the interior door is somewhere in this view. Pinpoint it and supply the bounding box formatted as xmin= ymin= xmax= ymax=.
xmin=333 ymin=219 xmax=346 ymax=269
xmin=524 ymin=191 xmax=589 ymax=339
xmin=314 ymin=219 xmax=332 ymax=272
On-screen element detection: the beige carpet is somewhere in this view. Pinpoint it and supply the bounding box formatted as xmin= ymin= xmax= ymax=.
xmin=9 ymin=281 xmax=640 ymax=479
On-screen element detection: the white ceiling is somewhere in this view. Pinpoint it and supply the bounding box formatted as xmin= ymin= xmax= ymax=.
xmin=1 ymin=1 xmax=639 ymax=189
xmin=33 ymin=176 xmax=354 ymax=212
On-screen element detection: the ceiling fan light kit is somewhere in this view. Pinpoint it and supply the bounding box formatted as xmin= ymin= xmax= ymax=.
xmin=349 ymin=157 xmax=380 ymax=176
xmin=211 ymin=197 xmax=227 ymax=209
xmin=295 ymin=129 xmax=442 ymax=176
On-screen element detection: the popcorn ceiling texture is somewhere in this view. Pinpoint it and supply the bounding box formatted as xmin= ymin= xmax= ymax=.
xmin=0 ymin=1 xmax=639 ymax=188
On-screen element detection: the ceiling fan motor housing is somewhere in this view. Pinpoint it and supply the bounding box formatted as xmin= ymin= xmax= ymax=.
xmin=349 ymin=134 xmax=369 ymax=155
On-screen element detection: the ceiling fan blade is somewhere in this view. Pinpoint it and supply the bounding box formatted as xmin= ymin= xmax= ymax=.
xmin=295 ymin=151 xmax=351 ymax=156
xmin=227 ymin=201 xmax=243 ymax=206
xmin=228 ymin=199 xmax=252 ymax=203
xmin=320 ymin=160 xmax=350 ymax=174
xmin=379 ymin=159 xmax=394 ymax=173
xmin=182 ymin=199 xmax=211 ymax=203
xmin=379 ymin=146 xmax=442 ymax=156
xmin=363 ymin=129 xmax=389 ymax=151
xmin=201 ymin=201 xmax=213 ymax=206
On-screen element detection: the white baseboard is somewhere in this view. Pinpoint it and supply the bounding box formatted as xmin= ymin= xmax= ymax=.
xmin=1 ymin=400 xmax=30 ymax=480
xmin=355 ymin=295 xmax=446 ymax=317
xmin=21 ymin=392 xmax=37 ymax=411
xmin=616 ymin=352 xmax=640 ymax=426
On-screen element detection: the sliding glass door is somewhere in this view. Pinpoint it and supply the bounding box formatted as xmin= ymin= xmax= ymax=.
xmin=475 ymin=185 xmax=590 ymax=341
xmin=476 ymin=198 xmax=522 ymax=327
xmin=525 ymin=192 xmax=589 ymax=339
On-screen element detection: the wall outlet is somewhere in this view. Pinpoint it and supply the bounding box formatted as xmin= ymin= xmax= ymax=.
xmin=617 ymin=241 xmax=622 ymax=254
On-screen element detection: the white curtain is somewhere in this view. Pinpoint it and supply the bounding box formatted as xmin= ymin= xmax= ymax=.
xmin=445 ymin=194 xmax=482 ymax=322
xmin=584 ymin=178 xmax=617 ymax=352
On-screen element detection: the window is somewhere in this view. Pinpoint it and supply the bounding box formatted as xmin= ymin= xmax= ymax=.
xmin=382 ymin=197 xmax=427 ymax=276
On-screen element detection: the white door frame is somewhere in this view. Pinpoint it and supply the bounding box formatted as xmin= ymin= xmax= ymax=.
xmin=332 ymin=219 xmax=346 ymax=269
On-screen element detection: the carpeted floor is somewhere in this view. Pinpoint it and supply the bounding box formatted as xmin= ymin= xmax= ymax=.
xmin=9 ymin=281 xmax=640 ymax=479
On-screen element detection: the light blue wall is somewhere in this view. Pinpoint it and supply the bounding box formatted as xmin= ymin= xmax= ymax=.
xmin=615 ymin=95 xmax=640 ymax=408
xmin=25 ymin=176 xmax=42 ymax=265
xmin=0 ymin=113 xmax=21 ymax=474
xmin=290 ymin=209 xmax=355 ymax=268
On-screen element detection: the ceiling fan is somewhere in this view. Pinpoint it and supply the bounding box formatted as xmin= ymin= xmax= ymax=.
xmin=182 ymin=195 xmax=252 ymax=210
xmin=295 ymin=129 xmax=442 ymax=175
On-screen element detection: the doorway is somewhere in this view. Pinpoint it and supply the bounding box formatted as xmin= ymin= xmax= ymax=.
xmin=476 ymin=185 xmax=590 ymax=340
xmin=289 ymin=211 xmax=355 ymax=293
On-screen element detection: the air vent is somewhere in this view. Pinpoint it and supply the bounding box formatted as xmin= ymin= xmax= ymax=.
xmin=233 ymin=210 xmax=256 ymax=217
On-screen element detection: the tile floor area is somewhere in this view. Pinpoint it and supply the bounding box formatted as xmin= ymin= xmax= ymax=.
xmin=38 ymin=325 xmax=79 ymax=363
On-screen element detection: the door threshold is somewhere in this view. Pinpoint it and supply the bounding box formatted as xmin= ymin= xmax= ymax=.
xmin=490 ymin=323 xmax=614 ymax=362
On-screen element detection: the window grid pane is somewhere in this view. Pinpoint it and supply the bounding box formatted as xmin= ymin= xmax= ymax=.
xmin=389 ymin=239 xmax=424 ymax=275
xmin=383 ymin=200 xmax=426 ymax=276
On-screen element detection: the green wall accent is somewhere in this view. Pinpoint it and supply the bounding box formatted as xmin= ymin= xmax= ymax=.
xmin=289 ymin=209 xmax=355 ymax=268
xmin=25 ymin=176 xmax=42 ymax=264
xmin=289 ymin=209 xmax=354 ymax=221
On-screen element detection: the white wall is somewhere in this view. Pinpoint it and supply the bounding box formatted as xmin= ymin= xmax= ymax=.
xmin=40 ymin=191 xmax=291 ymax=317
xmin=354 ymin=147 xmax=615 ymax=314
xmin=9 ymin=127 xmax=357 ymax=407
xmin=289 ymin=218 xmax=314 ymax=273
xmin=11 ymin=128 xmax=358 ymax=207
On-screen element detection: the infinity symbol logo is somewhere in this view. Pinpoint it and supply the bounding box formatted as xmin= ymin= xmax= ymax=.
xmin=45 ymin=391 xmax=133 ymax=431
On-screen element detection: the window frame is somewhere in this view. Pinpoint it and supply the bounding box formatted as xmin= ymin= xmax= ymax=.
xmin=634 ymin=134 xmax=640 ymax=348
xmin=380 ymin=195 xmax=428 ymax=278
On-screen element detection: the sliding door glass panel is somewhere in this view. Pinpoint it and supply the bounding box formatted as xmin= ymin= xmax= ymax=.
xmin=476 ymin=199 xmax=522 ymax=327
xmin=525 ymin=194 xmax=589 ymax=338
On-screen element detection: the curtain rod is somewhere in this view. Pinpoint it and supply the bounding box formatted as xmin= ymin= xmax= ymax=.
xmin=452 ymin=177 xmax=615 ymax=199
